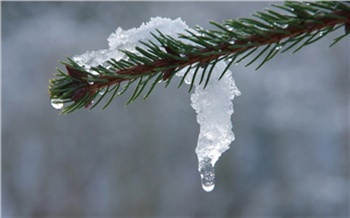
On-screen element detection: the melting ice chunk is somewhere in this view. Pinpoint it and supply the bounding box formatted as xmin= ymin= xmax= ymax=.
xmin=177 ymin=61 xmax=240 ymax=192
xmin=69 ymin=16 xmax=240 ymax=192
xmin=199 ymin=157 xmax=215 ymax=192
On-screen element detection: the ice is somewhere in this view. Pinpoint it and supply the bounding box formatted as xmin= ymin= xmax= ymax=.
xmin=70 ymin=17 xmax=240 ymax=192
xmin=199 ymin=157 xmax=215 ymax=192
xmin=73 ymin=17 xmax=189 ymax=68
xmin=177 ymin=61 xmax=240 ymax=192
xmin=99 ymin=88 xmax=107 ymax=95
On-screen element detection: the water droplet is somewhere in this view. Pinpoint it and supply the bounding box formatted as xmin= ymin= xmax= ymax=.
xmin=225 ymin=25 xmax=233 ymax=31
xmin=199 ymin=158 xmax=215 ymax=192
xmin=229 ymin=40 xmax=235 ymax=45
xmin=88 ymin=81 xmax=94 ymax=85
xmin=273 ymin=22 xmax=288 ymax=29
xmin=51 ymin=99 xmax=64 ymax=110
xmin=102 ymin=64 xmax=112 ymax=70
xmin=319 ymin=31 xmax=324 ymax=37
xmin=226 ymin=57 xmax=234 ymax=63
xmin=275 ymin=45 xmax=282 ymax=50
xmin=99 ymin=88 xmax=106 ymax=95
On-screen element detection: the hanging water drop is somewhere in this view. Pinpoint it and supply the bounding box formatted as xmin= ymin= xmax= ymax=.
xmin=199 ymin=158 xmax=215 ymax=192
xmin=226 ymin=57 xmax=233 ymax=63
xmin=99 ymin=88 xmax=106 ymax=95
xmin=51 ymin=99 xmax=64 ymax=110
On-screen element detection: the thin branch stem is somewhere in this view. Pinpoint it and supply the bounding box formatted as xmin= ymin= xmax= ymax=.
xmin=89 ymin=10 xmax=349 ymax=91
xmin=48 ymin=2 xmax=350 ymax=114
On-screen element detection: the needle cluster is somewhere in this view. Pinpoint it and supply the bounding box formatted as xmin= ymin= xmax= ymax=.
xmin=49 ymin=1 xmax=350 ymax=114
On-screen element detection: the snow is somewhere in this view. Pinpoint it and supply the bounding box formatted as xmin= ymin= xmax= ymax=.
xmin=69 ymin=17 xmax=240 ymax=192
xmin=72 ymin=17 xmax=189 ymax=70
xmin=178 ymin=62 xmax=240 ymax=192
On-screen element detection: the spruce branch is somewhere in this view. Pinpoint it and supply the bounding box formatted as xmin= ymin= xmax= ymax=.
xmin=49 ymin=1 xmax=350 ymax=114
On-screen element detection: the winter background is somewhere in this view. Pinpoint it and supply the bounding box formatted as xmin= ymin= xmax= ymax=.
xmin=2 ymin=2 xmax=349 ymax=217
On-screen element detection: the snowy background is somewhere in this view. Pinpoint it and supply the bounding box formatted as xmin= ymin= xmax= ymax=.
xmin=2 ymin=2 xmax=349 ymax=217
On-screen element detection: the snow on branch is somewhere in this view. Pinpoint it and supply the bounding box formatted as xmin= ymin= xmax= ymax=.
xmin=48 ymin=1 xmax=350 ymax=191
xmin=49 ymin=2 xmax=350 ymax=114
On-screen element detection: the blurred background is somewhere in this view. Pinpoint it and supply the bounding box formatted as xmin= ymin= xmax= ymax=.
xmin=2 ymin=2 xmax=349 ymax=217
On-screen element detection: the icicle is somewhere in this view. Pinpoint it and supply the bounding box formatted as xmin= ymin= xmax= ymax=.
xmin=71 ymin=16 xmax=241 ymax=192
xmin=177 ymin=61 xmax=240 ymax=192
xmin=199 ymin=157 xmax=215 ymax=192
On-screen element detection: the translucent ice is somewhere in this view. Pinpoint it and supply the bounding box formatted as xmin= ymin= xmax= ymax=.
xmin=199 ymin=157 xmax=215 ymax=192
xmin=51 ymin=99 xmax=64 ymax=110
xmin=73 ymin=17 xmax=189 ymax=69
xmin=177 ymin=61 xmax=240 ymax=192
xmin=70 ymin=17 xmax=240 ymax=192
